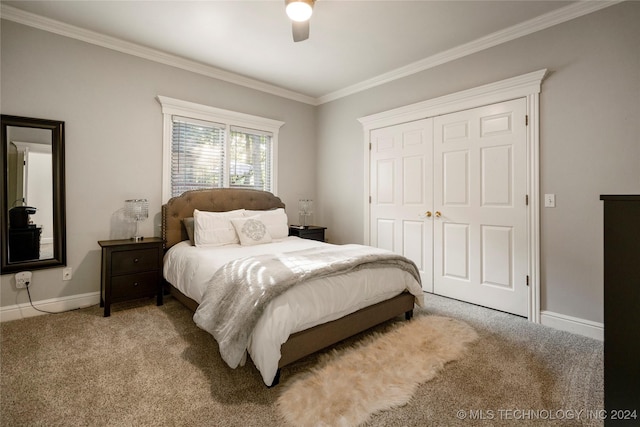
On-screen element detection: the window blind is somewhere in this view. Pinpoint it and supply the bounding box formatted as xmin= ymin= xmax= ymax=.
xmin=171 ymin=116 xmax=225 ymax=197
xmin=229 ymin=126 xmax=272 ymax=192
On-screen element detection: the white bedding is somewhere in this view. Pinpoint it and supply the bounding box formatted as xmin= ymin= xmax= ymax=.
xmin=163 ymin=237 xmax=424 ymax=385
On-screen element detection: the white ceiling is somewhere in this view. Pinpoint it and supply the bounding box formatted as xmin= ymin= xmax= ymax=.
xmin=1 ymin=1 xmax=616 ymax=104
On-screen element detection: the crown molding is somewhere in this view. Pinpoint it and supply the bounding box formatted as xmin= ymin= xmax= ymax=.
xmin=1 ymin=1 xmax=622 ymax=106
xmin=358 ymin=68 xmax=548 ymax=130
xmin=317 ymin=0 xmax=623 ymax=104
xmin=0 ymin=4 xmax=318 ymax=106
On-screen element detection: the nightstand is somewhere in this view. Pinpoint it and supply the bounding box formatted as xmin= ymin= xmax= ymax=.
xmin=289 ymin=225 xmax=327 ymax=242
xmin=98 ymin=237 xmax=164 ymax=317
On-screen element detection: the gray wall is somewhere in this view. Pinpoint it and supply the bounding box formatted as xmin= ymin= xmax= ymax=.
xmin=0 ymin=20 xmax=316 ymax=306
xmin=315 ymin=2 xmax=640 ymax=323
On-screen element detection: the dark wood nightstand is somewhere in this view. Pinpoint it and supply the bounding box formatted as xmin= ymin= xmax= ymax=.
xmin=289 ymin=225 xmax=327 ymax=242
xmin=98 ymin=237 xmax=164 ymax=317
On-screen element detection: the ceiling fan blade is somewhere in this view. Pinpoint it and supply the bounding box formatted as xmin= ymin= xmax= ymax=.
xmin=292 ymin=20 xmax=309 ymax=42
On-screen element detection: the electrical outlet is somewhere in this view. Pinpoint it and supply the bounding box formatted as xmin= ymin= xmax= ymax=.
xmin=62 ymin=267 xmax=73 ymax=281
xmin=15 ymin=271 xmax=32 ymax=289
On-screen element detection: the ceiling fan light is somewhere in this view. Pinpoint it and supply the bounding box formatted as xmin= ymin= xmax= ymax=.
xmin=286 ymin=0 xmax=313 ymax=22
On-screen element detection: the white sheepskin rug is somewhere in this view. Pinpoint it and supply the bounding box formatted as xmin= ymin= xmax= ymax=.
xmin=276 ymin=315 xmax=478 ymax=427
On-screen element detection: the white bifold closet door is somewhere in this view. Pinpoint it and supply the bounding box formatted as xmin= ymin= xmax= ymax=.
xmin=370 ymin=98 xmax=528 ymax=317
xmin=369 ymin=118 xmax=434 ymax=292
xmin=433 ymin=98 xmax=528 ymax=317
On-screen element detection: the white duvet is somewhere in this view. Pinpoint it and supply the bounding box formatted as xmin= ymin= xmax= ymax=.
xmin=163 ymin=237 xmax=424 ymax=385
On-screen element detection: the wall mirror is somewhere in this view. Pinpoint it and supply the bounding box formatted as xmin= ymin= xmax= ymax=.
xmin=1 ymin=115 xmax=66 ymax=273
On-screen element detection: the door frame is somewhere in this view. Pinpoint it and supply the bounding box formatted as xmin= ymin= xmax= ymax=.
xmin=358 ymin=69 xmax=548 ymax=323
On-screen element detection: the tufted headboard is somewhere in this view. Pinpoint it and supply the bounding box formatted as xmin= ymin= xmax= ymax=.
xmin=161 ymin=188 xmax=286 ymax=249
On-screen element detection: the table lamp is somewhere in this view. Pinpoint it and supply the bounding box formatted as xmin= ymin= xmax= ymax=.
xmin=125 ymin=199 xmax=148 ymax=241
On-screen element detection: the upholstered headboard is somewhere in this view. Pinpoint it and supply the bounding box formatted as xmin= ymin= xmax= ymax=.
xmin=161 ymin=188 xmax=286 ymax=249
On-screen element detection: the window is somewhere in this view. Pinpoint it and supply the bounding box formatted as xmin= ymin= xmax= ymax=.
xmin=229 ymin=126 xmax=272 ymax=190
xmin=158 ymin=96 xmax=284 ymax=202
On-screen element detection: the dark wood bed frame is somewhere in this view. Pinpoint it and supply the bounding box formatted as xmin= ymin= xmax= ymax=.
xmin=161 ymin=188 xmax=415 ymax=385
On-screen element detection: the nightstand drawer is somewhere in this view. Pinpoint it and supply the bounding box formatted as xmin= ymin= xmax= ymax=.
xmin=111 ymin=248 xmax=159 ymax=275
xmin=300 ymin=230 xmax=324 ymax=241
xmin=289 ymin=226 xmax=327 ymax=242
xmin=111 ymin=271 xmax=158 ymax=299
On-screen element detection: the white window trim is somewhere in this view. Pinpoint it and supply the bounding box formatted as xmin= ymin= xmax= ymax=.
xmin=157 ymin=96 xmax=284 ymax=203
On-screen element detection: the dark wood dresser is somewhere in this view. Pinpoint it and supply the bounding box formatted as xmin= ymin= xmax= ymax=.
xmin=98 ymin=237 xmax=164 ymax=317
xmin=8 ymin=226 xmax=41 ymax=261
xmin=600 ymin=195 xmax=640 ymax=425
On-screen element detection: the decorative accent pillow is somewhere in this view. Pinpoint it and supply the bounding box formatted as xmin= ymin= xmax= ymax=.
xmin=182 ymin=217 xmax=195 ymax=245
xmin=194 ymin=209 xmax=245 ymax=247
xmin=243 ymin=208 xmax=288 ymax=239
xmin=230 ymin=217 xmax=273 ymax=246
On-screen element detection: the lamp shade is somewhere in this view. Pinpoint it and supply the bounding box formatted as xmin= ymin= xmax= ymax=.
xmin=125 ymin=199 xmax=148 ymax=221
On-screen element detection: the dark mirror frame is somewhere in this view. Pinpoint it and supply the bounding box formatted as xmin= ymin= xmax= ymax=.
xmin=1 ymin=115 xmax=66 ymax=273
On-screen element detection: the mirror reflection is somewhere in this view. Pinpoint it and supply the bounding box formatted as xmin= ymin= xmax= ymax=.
xmin=1 ymin=115 xmax=66 ymax=273
xmin=6 ymin=127 xmax=53 ymax=262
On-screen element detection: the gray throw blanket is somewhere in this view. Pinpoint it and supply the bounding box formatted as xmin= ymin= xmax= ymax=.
xmin=193 ymin=244 xmax=422 ymax=369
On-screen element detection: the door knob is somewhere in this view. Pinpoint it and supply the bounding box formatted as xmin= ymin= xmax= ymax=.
xmin=435 ymin=211 xmax=442 ymax=218
xmin=425 ymin=211 xmax=432 ymax=218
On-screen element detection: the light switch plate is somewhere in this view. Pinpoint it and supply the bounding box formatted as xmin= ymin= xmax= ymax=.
xmin=544 ymin=194 xmax=556 ymax=208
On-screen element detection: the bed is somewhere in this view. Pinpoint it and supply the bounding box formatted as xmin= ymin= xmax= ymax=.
xmin=161 ymin=188 xmax=424 ymax=386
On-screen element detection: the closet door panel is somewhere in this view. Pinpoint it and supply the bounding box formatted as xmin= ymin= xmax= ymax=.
xmin=370 ymin=118 xmax=433 ymax=292
xmin=433 ymin=98 xmax=528 ymax=316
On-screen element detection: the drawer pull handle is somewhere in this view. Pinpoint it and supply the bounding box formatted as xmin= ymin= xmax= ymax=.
xmin=133 ymin=258 xmax=139 ymax=263
xmin=133 ymin=282 xmax=139 ymax=287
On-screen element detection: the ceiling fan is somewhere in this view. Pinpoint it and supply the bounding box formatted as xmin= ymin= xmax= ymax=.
xmin=285 ymin=0 xmax=315 ymax=42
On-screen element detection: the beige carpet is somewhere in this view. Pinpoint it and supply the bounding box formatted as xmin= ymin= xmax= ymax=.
xmin=0 ymin=294 xmax=603 ymax=426
xmin=277 ymin=316 xmax=478 ymax=426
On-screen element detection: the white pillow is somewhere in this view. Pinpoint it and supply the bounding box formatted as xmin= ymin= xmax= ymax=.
xmin=193 ymin=208 xmax=245 ymax=247
xmin=243 ymin=208 xmax=288 ymax=239
xmin=230 ymin=217 xmax=273 ymax=246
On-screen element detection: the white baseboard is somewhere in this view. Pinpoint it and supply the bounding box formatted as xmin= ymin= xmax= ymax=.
xmin=0 ymin=292 xmax=100 ymax=322
xmin=540 ymin=310 xmax=603 ymax=341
